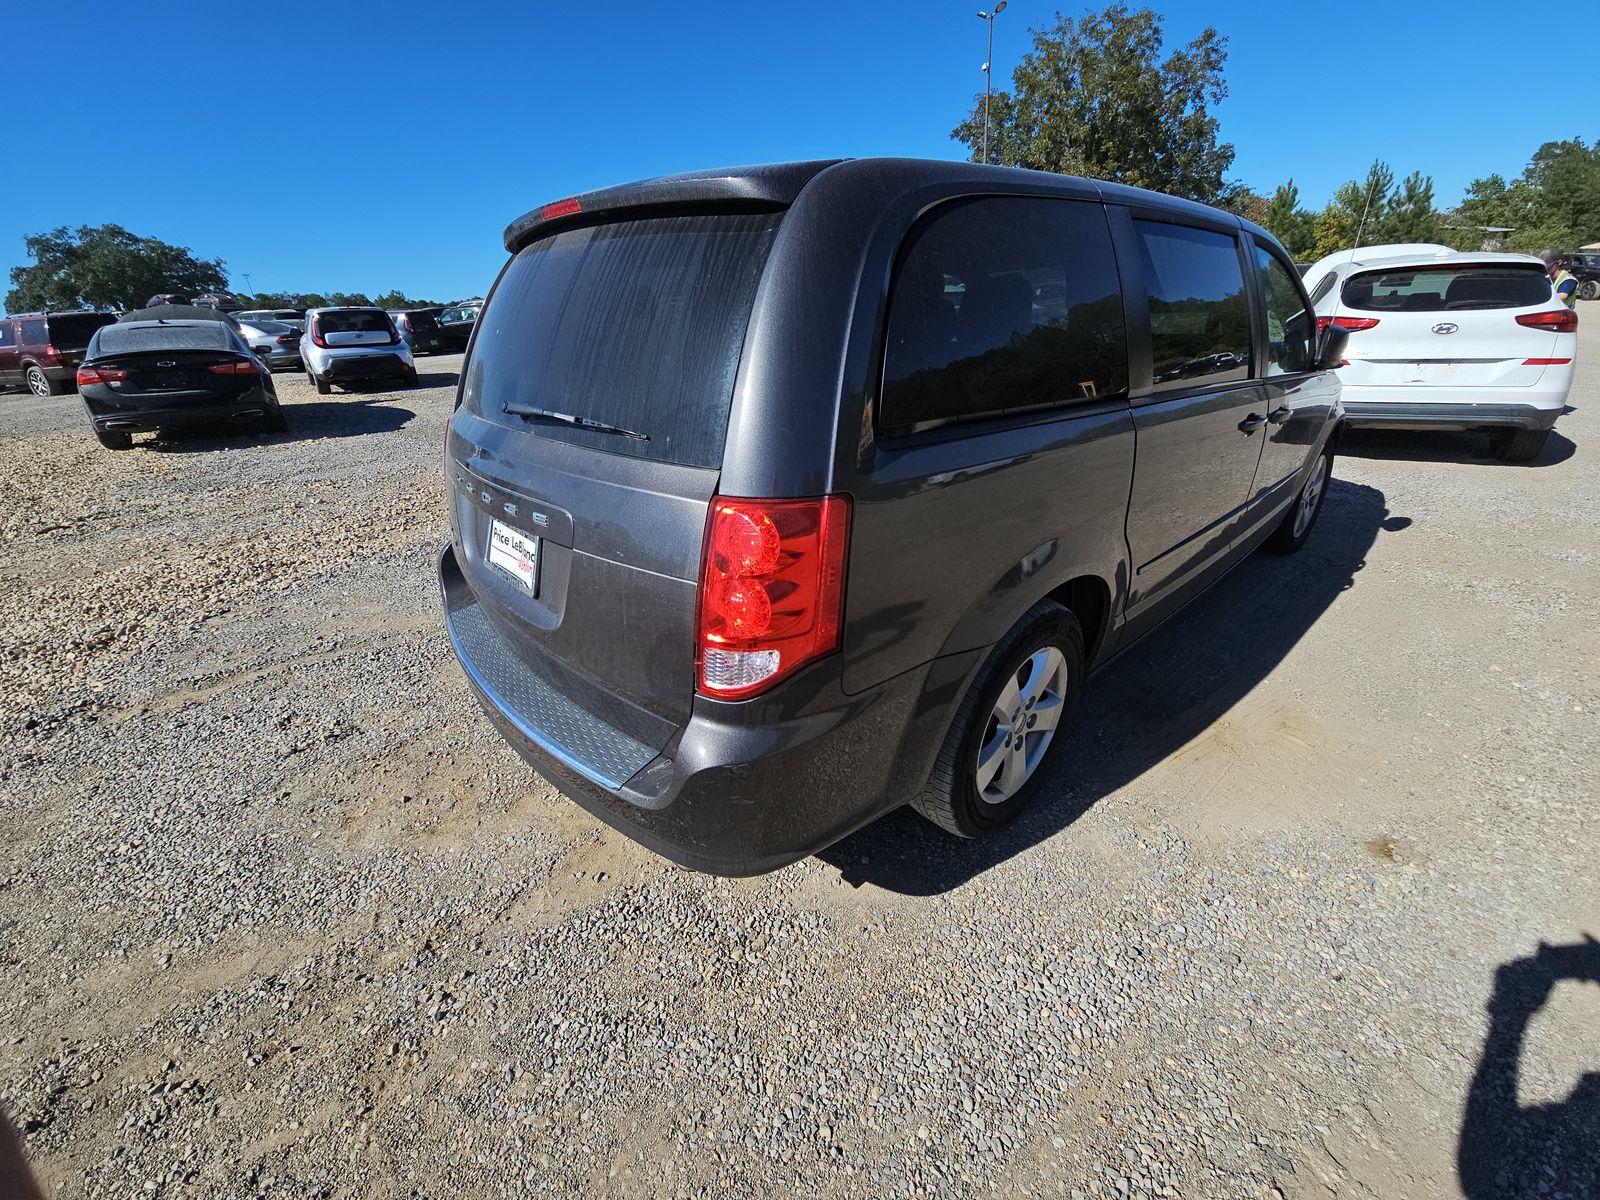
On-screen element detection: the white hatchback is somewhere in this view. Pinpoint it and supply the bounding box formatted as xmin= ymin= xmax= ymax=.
xmin=1302 ymin=244 xmax=1576 ymax=460
xmin=299 ymin=307 xmax=417 ymax=395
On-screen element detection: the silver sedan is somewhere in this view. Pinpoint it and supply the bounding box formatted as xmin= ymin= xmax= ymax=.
xmin=234 ymin=320 xmax=304 ymax=371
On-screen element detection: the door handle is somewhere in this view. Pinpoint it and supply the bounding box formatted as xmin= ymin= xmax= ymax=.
xmin=1238 ymin=413 xmax=1267 ymax=434
xmin=1266 ymin=405 xmax=1293 ymax=425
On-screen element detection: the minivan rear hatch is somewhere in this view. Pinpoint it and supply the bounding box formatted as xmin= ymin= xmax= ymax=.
xmin=449 ymin=210 xmax=782 ymax=756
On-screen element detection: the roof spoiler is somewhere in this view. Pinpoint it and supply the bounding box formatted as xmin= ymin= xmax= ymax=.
xmin=502 ymin=159 xmax=844 ymax=253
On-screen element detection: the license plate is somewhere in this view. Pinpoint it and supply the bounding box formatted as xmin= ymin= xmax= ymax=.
xmin=487 ymin=519 xmax=539 ymax=593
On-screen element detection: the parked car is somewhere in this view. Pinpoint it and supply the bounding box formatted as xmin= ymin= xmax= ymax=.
xmin=145 ymin=293 xmax=191 ymax=307
xmin=1561 ymin=251 xmax=1600 ymax=302
xmin=234 ymin=318 xmax=304 ymax=370
xmin=389 ymin=307 xmax=448 ymax=355
xmin=1302 ymin=244 xmax=1575 ymax=460
xmin=0 ymin=310 xmax=118 ymax=395
xmin=300 ymin=307 xmax=416 ymax=394
xmin=440 ymin=158 xmax=1347 ymax=875
xmin=236 ymin=308 xmax=306 ymax=333
xmin=191 ymin=292 xmax=243 ymax=313
xmin=435 ymin=302 xmax=480 ymax=352
xmin=77 ymin=318 xmax=285 ymax=448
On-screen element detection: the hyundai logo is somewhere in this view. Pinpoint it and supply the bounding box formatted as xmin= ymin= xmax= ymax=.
xmin=1431 ymin=322 xmax=1459 ymax=335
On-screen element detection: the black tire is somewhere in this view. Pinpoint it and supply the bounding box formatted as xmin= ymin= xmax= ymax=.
xmin=94 ymin=428 xmax=133 ymax=450
xmin=1579 ymin=279 xmax=1598 ymax=302
xmin=1490 ymin=427 xmax=1549 ymax=463
xmin=26 ymin=365 xmax=63 ymax=397
xmin=1265 ymin=445 xmax=1333 ymax=554
xmin=312 ymin=372 xmax=331 ymax=396
xmin=262 ymin=405 xmax=289 ymax=434
xmin=913 ymin=600 xmax=1085 ymax=839
xmin=400 ymin=366 xmax=418 ymax=389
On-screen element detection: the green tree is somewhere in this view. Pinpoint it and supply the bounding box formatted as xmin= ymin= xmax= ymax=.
xmin=1370 ymin=171 xmax=1440 ymax=244
xmin=1261 ymin=181 xmax=1316 ymax=258
xmin=951 ymin=4 xmax=1236 ymax=204
xmin=1307 ymin=162 xmax=1451 ymax=258
xmin=6 ymin=224 xmax=227 ymax=312
xmin=1450 ymin=139 xmax=1600 ymax=250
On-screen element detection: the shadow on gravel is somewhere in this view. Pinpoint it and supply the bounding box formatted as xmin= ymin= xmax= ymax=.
xmin=1458 ymin=936 xmax=1600 ymax=1199
xmin=414 ymin=370 xmax=460 ymax=388
xmin=820 ymin=477 xmax=1405 ymax=895
xmin=144 ymin=400 xmax=415 ymax=452
xmin=1341 ymin=426 xmax=1577 ymax=468
xmin=0 ymin=1109 xmax=44 ymax=1200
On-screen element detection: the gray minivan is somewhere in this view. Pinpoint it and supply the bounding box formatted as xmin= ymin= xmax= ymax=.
xmin=440 ymin=158 xmax=1348 ymax=875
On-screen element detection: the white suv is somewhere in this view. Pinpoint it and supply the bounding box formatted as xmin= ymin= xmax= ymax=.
xmin=1303 ymin=244 xmax=1576 ymax=460
xmin=299 ymin=307 xmax=417 ymax=395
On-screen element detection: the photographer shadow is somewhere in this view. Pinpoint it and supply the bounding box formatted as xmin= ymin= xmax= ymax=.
xmin=1459 ymin=936 xmax=1600 ymax=1198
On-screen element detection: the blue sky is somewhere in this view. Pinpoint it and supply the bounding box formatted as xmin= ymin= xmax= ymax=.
xmin=2 ymin=1 xmax=1580 ymax=302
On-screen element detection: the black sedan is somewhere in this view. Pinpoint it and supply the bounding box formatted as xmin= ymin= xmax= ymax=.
xmin=77 ymin=319 xmax=287 ymax=449
xmin=435 ymin=302 xmax=480 ymax=352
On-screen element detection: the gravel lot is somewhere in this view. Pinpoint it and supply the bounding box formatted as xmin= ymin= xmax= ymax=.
xmin=2 ymin=331 xmax=1596 ymax=1200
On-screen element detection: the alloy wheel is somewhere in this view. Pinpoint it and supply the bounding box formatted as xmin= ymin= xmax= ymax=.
xmin=1293 ymin=455 xmax=1328 ymax=539
xmin=975 ymin=645 xmax=1067 ymax=805
xmin=27 ymin=367 xmax=48 ymax=397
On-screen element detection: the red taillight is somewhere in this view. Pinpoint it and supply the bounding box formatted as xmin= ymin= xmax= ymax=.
xmin=43 ymin=344 xmax=61 ymax=361
xmin=696 ymin=496 xmax=851 ymax=699
xmin=540 ymin=197 xmax=583 ymax=220
xmin=208 ymin=359 xmax=260 ymax=374
xmin=275 ymin=334 xmax=296 ymax=346
xmin=1316 ymin=315 xmax=1380 ymax=332
xmin=400 ymin=315 xmax=413 ymax=331
xmin=76 ymin=366 xmax=126 ymax=385
xmin=1516 ymin=309 xmax=1578 ymax=334
xmin=310 ymin=321 xmax=326 ymax=348
xmin=1523 ymin=357 xmax=1572 ymax=366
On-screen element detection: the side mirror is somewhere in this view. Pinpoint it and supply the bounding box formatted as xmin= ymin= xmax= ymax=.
xmin=1314 ymin=325 xmax=1349 ymax=371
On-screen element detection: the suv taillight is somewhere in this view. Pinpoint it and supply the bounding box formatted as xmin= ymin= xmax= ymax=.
xmin=696 ymin=496 xmax=851 ymax=699
xmin=1517 ymin=309 xmax=1578 ymax=334
xmin=42 ymin=344 xmax=61 ymax=361
xmin=1316 ymin=316 xmax=1380 ymax=332
xmin=310 ymin=321 xmax=326 ymax=348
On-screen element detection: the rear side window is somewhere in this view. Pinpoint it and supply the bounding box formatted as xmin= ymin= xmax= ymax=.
xmin=1135 ymin=221 xmax=1251 ymax=390
xmin=1342 ymin=265 xmax=1551 ymax=312
xmin=19 ymin=319 xmax=47 ymax=347
xmin=0 ymin=324 xmax=12 ymax=348
xmin=1308 ymin=271 xmax=1337 ymax=305
xmin=45 ymin=313 xmax=115 ymax=350
xmin=462 ymin=211 xmax=781 ymax=468
xmin=879 ymin=197 xmax=1127 ymax=434
xmin=317 ymin=310 xmax=392 ymax=334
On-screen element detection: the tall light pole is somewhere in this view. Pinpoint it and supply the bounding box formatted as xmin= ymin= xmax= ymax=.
xmin=977 ymin=2 xmax=1006 ymax=165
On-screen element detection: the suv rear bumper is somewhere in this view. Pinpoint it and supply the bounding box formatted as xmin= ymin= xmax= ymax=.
xmin=1341 ymin=388 xmax=1565 ymax=432
xmin=319 ymin=352 xmax=410 ymax=381
xmin=440 ymin=543 xmax=972 ymax=875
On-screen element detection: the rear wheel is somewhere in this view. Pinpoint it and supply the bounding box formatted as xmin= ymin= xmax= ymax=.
xmin=914 ymin=601 xmax=1084 ymax=839
xmin=400 ymin=365 xmax=418 ymax=388
xmin=1265 ymin=446 xmax=1332 ymax=554
xmin=26 ymin=366 xmax=63 ymax=397
xmin=262 ymin=405 xmax=289 ymax=434
xmin=312 ymin=371 xmax=331 ymax=395
xmin=1490 ymin=427 xmax=1549 ymax=463
xmin=94 ymin=428 xmax=133 ymax=450
xmin=1580 ymin=279 xmax=1598 ymax=302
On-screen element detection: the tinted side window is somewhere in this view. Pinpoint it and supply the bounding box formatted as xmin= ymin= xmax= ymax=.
xmin=1255 ymin=246 xmax=1315 ymax=375
xmin=1308 ymin=271 xmax=1337 ymax=306
xmin=19 ymin=320 xmax=47 ymax=346
xmin=880 ymin=197 xmax=1127 ymax=434
xmin=0 ymin=323 xmax=13 ymax=348
xmin=1135 ymin=221 xmax=1250 ymax=390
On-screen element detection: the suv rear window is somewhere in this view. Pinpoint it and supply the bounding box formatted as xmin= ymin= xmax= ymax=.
xmin=462 ymin=211 xmax=781 ymax=468
xmin=45 ymin=313 xmax=116 ymax=350
xmin=1342 ymin=265 xmax=1551 ymax=312
xmin=879 ymin=197 xmax=1127 ymax=434
xmin=317 ymin=310 xmax=392 ymax=334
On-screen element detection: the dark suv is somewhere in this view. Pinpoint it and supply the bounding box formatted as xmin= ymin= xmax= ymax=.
xmin=0 ymin=311 xmax=118 ymax=395
xmin=441 ymin=159 xmax=1347 ymax=874
xmin=1562 ymin=252 xmax=1600 ymax=301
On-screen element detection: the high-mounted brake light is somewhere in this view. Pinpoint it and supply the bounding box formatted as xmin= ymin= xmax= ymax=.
xmin=1516 ymin=309 xmax=1578 ymax=334
xmin=540 ymin=197 xmax=583 ymax=220
xmin=696 ymin=496 xmax=851 ymax=699
xmin=1317 ymin=315 xmax=1380 ymax=332
xmin=76 ymin=365 xmax=126 ymax=385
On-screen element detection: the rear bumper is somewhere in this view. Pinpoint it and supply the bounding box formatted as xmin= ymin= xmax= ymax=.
xmin=1340 ymin=387 xmax=1566 ymax=432
xmin=83 ymin=386 xmax=277 ymax=431
xmin=319 ymin=352 xmax=410 ymax=381
xmin=439 ymin=543 xmax=972 ymax=875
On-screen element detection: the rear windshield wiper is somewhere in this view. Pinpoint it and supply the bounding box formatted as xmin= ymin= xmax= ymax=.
xmin=503 ymin=403 xmax=650 ymax=441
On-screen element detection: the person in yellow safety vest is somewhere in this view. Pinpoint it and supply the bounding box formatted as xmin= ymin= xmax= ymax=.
xmin=1539 ymin=250 xmax=1579 ymax=308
